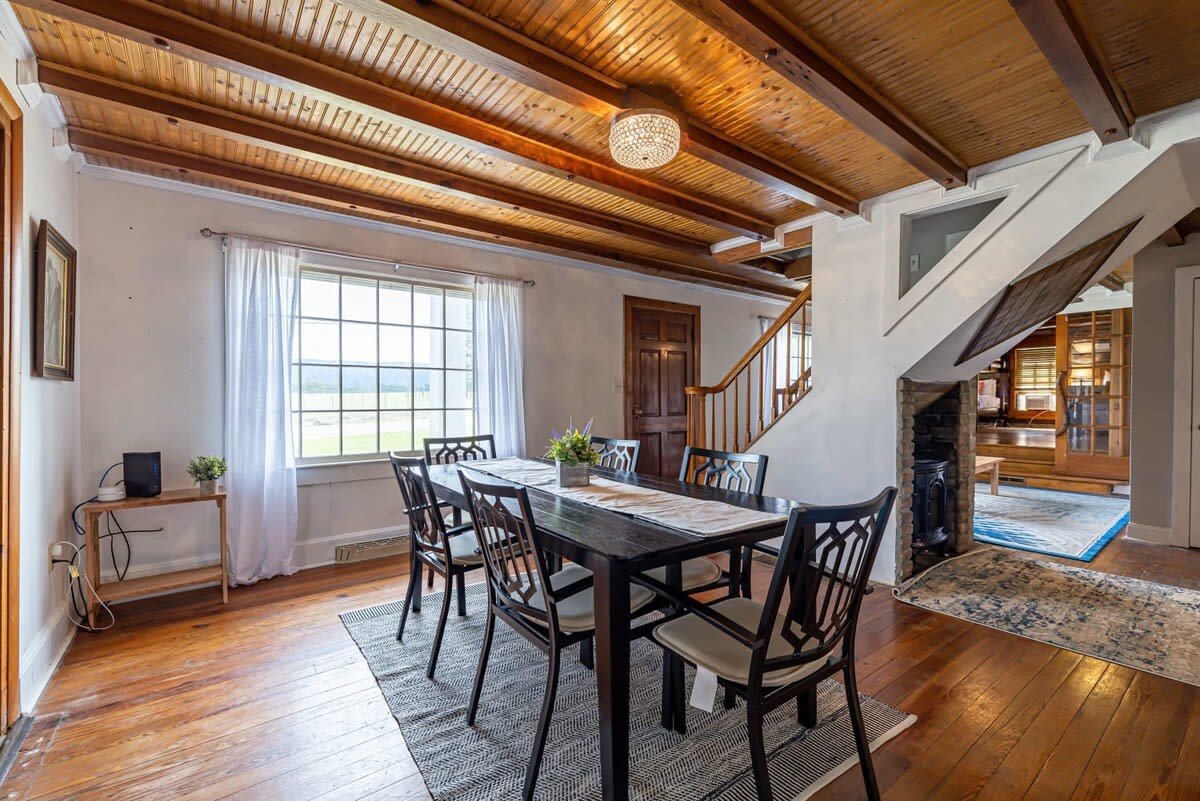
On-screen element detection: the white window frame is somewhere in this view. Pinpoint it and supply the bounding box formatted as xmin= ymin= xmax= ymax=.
xmin=291 ymin=261 xmax=475 ymax=466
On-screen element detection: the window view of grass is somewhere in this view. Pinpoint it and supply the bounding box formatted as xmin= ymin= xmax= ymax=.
xmin=291 ymin=270 xmax=474 ymax=459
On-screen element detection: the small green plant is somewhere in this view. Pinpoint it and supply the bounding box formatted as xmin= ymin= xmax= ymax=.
xmin=545 ymin=419 xmax=600 ymax=466
xmin=187 ymin=455 xmax=228 ymax=483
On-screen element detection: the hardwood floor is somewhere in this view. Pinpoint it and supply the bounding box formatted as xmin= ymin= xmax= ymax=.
xmin=4 ymin=548 xmax=1197 ymax=800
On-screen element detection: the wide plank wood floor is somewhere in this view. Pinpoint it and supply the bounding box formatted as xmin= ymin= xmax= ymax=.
xmin=4 ymin=537 xmax=1197 ymax=800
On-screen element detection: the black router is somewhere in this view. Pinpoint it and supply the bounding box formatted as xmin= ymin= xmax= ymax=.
xmin=122 ymin=451 xmax=162 ymax=497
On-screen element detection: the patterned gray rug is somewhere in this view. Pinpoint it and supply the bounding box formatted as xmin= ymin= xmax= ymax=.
xmin=895 ymin=548 xmax=1200 ymax=687
xmin=340 ymin=583 xmax=915 ymax=801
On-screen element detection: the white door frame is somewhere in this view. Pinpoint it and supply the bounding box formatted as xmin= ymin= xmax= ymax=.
xmin=1170 ymin=264 xmax=1200 ymax=547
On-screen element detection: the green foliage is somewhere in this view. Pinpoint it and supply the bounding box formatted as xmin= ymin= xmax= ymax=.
xmin=545 ymin=419 xmax=600 ymax=466
xmin=187 ymin=455 xmax=228 ymax=482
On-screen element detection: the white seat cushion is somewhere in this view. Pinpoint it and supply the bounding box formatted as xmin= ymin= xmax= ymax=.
xmin=653 ymin=597 xmax=831 ymax=687
xmin=446 ymin=531 xmax=484 ymax=565
xmin=522 ymin=564 xmax=655 ymax=634
xmin=641 ymin=557 xmax=723 ymax=591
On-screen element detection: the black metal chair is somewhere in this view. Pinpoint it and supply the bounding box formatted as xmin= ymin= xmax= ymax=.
xmin=590 ymin=435 xmax=641 ymax=472
xmin=661 ymin=445 xmax=770 ymax=596
xmin=390 ymin=454 xmax=485 ymax=679
xmin=458 ymin=470 xmax=655 ymax=801
xmin=423 ymin=434 xmax=497 ymax=464
xmin=645 ymin=487 xmax=897 ymax=801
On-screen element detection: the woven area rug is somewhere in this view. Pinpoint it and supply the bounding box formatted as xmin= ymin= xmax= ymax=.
xmin=973 ymin=485 xmax=1129 ymax=560
xmin=895 ymin=548 xmax=1200 ymax=686
xmin=340 ymin=584 xmax=915 ymax=801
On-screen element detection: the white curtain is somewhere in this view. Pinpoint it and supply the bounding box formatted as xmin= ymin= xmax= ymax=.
xmin=224 ymin=237 xmax=300 ymax=585
xmin=474 ymin=276 xmax=526 ymax=457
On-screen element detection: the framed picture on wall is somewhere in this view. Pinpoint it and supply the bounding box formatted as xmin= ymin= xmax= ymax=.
xmin=33 ymin=220 xmax=76 ymax=381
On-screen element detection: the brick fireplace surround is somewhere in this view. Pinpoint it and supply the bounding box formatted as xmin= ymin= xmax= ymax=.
xmin=896 ymin=379 xmax=978 ymax=582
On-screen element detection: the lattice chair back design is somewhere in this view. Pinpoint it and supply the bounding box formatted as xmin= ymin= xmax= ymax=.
xmin=590 ymin=435 xmax=641 ymax=472
xmin=423 ymin=434 xmax=497 ymax=464
xmin=680 ymin=444 xmax=768 ymax=494
xmin=650 ymin=487 xmax=898 ymax=801
xmin=389 ymin=454 xmax=483 ymax=679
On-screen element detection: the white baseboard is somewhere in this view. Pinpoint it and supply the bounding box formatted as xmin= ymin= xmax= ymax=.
xmin=19 ymin=600 xmax=76 ymax=713
xmin=1125 ymin=522 xmax=1173 ymax=545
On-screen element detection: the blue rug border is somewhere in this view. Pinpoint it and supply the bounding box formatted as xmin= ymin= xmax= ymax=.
xmin=974 ymin=508 xmax=1129 ymax=562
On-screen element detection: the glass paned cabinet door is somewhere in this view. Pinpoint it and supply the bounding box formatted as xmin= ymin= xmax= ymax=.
xmin=1055 ymin=309 xmax=1132 ymax=480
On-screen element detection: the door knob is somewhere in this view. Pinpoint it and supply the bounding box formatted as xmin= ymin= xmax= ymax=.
xmin=633 ymin=405 xmax=643 ymax=416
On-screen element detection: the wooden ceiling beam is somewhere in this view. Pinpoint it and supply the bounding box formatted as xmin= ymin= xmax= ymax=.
xmin=669 ymin=0 xmax=968 ymax=188
xmin=336 ymin=0 xmax=859 ymax=216
xmin=38 ymin=61 xmax=712 ymax=257
xmin=1161 ymin=224 xmax=1186 ymax=247
xmin=1010 ymin=0 xmax=1134 ymax=145
xmin=67 ymin=127 xmax=797 ymax=296
xmin=16 ymin=0 xmax=777 ymax=241
xmin=713 ymin=226 xmax=812 ymax=264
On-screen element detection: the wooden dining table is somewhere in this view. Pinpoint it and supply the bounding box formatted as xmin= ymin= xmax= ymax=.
xmin=425 ymin=460 xmax=797 ymax=801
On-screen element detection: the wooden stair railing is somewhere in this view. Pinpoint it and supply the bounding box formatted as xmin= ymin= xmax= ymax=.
xmin=685 ymin=285 xmax=813 ymax=451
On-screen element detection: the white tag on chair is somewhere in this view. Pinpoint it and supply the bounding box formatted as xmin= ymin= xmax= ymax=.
xmin=690 ymin=667 xmax=719 ymax=712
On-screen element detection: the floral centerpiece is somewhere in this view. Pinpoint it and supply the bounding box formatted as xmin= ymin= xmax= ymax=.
xmin=545 ymin=419 xmax=600 ymax=488
xmin=187 ymin=455 xmax=228 ymax=495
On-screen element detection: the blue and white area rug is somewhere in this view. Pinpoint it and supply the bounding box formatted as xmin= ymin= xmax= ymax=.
xmin=973 ymin=485 xmax=1129 ymax=560
xmin=340 ymin=583 xmax=915 ymax=801
xmin=896 ymin=548 xmax=1200 ymax=687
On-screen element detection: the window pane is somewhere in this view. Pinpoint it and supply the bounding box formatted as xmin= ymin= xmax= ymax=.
xmin=301 ymin=412 xmax=340 ymax=458
xmin=413 ymin=369 xmax=444 ymax=409
xmin=380 ymin=325 xmax=412 ymax=366
xmin=341 ymin=276 xmax=377 ymax=323
xmin=291 ymin=412 xmax=300 ymax=454
xmin=413 ymin=328 xmax=443 ymax=367
xmin=301 ymin=320 xmax=339 ymax=364
xmin=446 ymin=409 xmax=473 ymax=437
xmin=290 ymin=365 xmax=300 ymax=411
xmin=381 ymin=368 xmax=412 ymax=409
xmin=415 ymin=410 xmax=444 ymax=444
xmin=380 ymin=282 xmax=412 ymax=325
xmin=381 ymin=411 xmax=413 ymax=452
xmin=342 ymin=366 xmax=377 ymax=410
xmin=301 ymin=365 xmax=339 ymax=411
xmin=342 ymin=411 xmax=378 ymax=455
xmin=301 ymin=272 xmax=339 ymax=318
xmin=414 ymin=286 xmax=443 ymax=327
xmin=446 ymin=289 xmax=472 ymax=330
xmin=446 ymin=330 xmax=472 ymax=370
xmin=446 ymin=370 xmax=473 ymax=408
xmin=342 ymin=322 xmax=377 ymax=365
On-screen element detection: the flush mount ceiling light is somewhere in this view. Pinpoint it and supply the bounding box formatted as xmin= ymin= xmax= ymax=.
xmin=609 ymin=108 xmax=681 ymax=170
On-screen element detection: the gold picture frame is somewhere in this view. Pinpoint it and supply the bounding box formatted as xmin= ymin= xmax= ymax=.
xmin=33 ymin=219 xmax=76 ymax=380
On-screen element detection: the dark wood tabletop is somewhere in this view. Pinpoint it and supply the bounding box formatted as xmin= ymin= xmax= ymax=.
xmin=425 ymin=459 xmax=797 ymax=567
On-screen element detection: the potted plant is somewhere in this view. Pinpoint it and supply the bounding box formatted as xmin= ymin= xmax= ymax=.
xmin=545 ymin=419 xmax=600 ymax=488
xmin=188 ymin=455 xmax=228 ymax=495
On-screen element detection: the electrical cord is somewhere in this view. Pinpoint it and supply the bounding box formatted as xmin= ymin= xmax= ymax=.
xmin=53 ymin=540 xmax=115 ymax=632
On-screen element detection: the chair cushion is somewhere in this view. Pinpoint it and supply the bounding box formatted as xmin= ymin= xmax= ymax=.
xmin=641 ymin=557 xmax=723 ymax=591
xmin=447 ymin=531 xmax=484 ymax=565
xmin=653 ymin=597 xmax=831 ymax=687
xmin=523 ymin=564 xmax=655 ymax=634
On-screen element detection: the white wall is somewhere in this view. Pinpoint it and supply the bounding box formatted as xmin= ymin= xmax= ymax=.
xmin=0 ymin=46 xmax=82 ymax=709
xmin=75 ymin=172 xmax=785 ymax=582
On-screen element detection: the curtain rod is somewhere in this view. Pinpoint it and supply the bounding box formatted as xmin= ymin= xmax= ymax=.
xmin=199 ymin=228 xmax=535 ymax=287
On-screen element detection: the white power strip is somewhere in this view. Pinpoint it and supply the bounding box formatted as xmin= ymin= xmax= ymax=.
xmin=97 ymin=486 xmax=126 ymax=502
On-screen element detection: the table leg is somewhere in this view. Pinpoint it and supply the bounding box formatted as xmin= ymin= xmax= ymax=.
xmin=664 ymin=562 xmax=686 ymax=734
xmin=218 ymin=497 xmax=229 ymax=603
xmin=592 ymin=558 xmax=630 ymax=801
xmin=798 ymin=686 xmax=817 ymax=728
xmin=990 ymin=464 xmax=1000 ymax=495
xmin=85 ymin=512 xmax=101 ymax=629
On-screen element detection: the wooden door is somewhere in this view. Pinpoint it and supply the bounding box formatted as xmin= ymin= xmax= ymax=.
xmin=1055 ymin=309 xmax=1131 ymax=481
xmin=0 ymin=82 xmax=20 ymax=731
xmin=1190 ymin=280 xmax=1200 ymax=548
xmin=624 ymin=298 xmax=699 ymax=478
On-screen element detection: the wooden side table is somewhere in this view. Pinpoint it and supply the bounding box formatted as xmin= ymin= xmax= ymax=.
xmin=82 ymin=488 xmax=228 ymax=628
xmin=974 ymin=456 xmax=1005 ymax=496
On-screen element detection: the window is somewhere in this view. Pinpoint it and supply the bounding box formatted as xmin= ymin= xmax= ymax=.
xmin=291 ymin=269 xmax=474 ymax=461
xmin=1013 ymin=345 xmax=1057 ymax=412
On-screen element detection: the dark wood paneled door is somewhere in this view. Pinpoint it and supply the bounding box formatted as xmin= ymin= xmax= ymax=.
xmin=624 ymin=298 xmax=699 ymax=478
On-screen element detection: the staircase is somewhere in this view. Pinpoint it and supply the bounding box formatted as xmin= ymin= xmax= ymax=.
xmin=685 ymin=285 xmax=812 ymax=451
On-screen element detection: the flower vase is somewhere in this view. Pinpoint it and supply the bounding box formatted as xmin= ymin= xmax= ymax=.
xmin=556 ymin=461 xmax=590 ymax=488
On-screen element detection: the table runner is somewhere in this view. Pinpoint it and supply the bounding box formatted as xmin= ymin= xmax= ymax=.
xmin=461 ymin=458 xmax=789 ymax=537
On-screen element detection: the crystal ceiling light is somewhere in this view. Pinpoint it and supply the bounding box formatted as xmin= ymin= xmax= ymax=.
xmin=609 ymin=108 xmax=682 ymax=170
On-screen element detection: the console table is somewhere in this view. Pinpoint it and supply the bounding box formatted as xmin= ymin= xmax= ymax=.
xmin=82 ymin=488 xmax=228 ymax=627
xmin=975 ymin=455 xmax=1005 ymax=495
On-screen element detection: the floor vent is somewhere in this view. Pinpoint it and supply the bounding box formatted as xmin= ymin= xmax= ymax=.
xmin=335 ymin=535 xmax=408 ymax=564
xmin=999 ymin=475 xmax=1027 ymax=486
